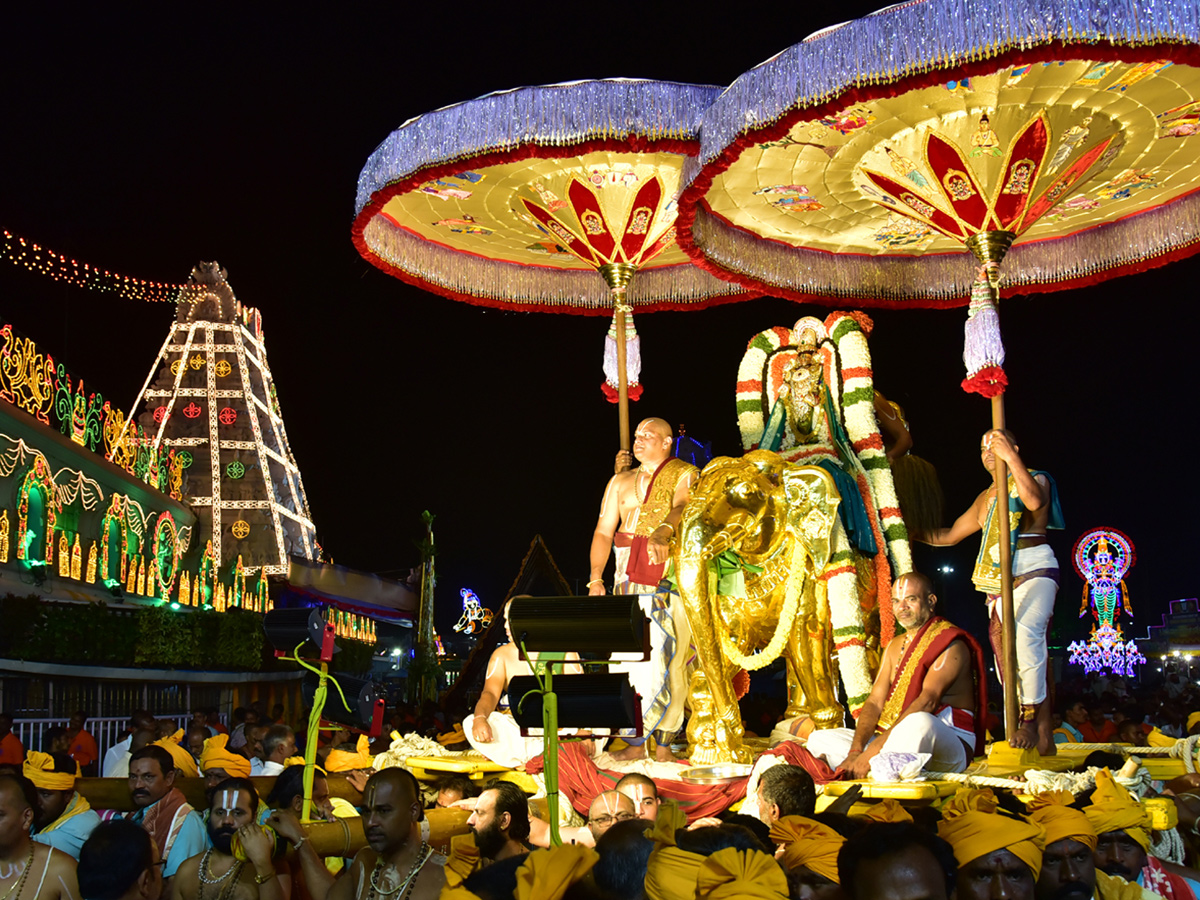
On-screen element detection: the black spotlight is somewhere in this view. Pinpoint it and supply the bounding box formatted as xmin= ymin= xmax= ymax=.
xmin=507 ymin=595 xmax=648 ymax=658
xmin=509 ymin=673 xmax=640 ymax=734
xmin=263 ymin=607 xmax=337 ymax=661
xmin=304 ymin=671 xmax=385 ymax=736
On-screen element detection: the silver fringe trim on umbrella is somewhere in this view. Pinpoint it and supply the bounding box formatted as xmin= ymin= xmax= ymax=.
xmin=690 ymin=0 xmax=1200 ymax=175
xmin=362 ymin=216 xmax=749 ymax=310
xmin=357 ymin=80 xmax=721 ymax=215
xmin=691 ymin=190 xmax=1200 ymax=303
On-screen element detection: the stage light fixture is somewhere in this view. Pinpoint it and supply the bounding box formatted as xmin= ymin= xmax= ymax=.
xmin=263 ymin=606 xmax=337 ymax=661
xmin=507 ymin=595 xmax=648 ymax=657
xmin=303 ymin=671 xmax=385 ymax=736
xmin=509 ymin=673 xmax=639 ymax=734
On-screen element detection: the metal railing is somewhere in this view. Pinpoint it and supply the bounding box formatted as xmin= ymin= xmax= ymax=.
xmin=13 ymin=713 xmax=225 ymax=769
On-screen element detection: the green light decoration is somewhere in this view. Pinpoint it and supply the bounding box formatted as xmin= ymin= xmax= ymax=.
xmin=176 ymin=451 xmax=193 ymax=469
xmin=226 ymin=460 xmax=245 ymax=479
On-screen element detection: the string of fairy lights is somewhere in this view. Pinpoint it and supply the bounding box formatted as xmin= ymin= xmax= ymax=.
xmin=1 ymin=229 xmax=205 ymax=303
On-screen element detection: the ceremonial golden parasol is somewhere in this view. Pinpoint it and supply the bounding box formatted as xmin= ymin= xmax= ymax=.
xmin=676 ymin=0 xmax=1200 ymax=740
xmin=352 ymin=79 xmax=753 ymax=450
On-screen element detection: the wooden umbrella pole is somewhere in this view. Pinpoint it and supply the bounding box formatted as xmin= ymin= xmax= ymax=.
xmin=991 ymin=394 xmax=1020 ymax=743
xmin=615 ymin=295 xmax=630 ymax=452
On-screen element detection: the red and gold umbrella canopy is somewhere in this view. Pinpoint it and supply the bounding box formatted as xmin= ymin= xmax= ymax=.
xmin=353 ymin=78 xmax=752 ymax=445
xmin=676 ymin=0 xmax=1200 ymax=739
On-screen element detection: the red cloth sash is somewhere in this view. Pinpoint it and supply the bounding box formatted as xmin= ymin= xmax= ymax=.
xmin=624 ymin=458 xmax=680 ymax=586
xmin=880 ymin=616 xmax=988 ymax=756
xmin=1144 ymin=856 xmax=1197 ymax=900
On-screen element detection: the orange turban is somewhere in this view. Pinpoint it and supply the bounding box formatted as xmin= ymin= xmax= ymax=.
xmin=1083 ymin=769 xmax=1151 ymax=852
xmin=199 ymin=734 xmax=251 ymax=778
xmin=938 ymin=788 xmax=1045 ymax=876
xmin=154 ymin=729 xmax=198 ymax=778
xmin=768 ymin=816 xmax=844 ymax=883
xmin=514 ymin=844 xmax=599 ymax=900
xmin=695 ymin=847 xmax=790 ymax=900
xmin=325 ymin=735 xmax=374 ymax=772
xmin=1026 ymin=791 xmax=1097 ymax=851
xmin=23 ymin=751 xmax=76 ymax=790
xmin=858 ymin=799 xmax=914 ymax=824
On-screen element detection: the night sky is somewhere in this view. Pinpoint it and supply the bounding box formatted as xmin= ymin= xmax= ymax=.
xmin=3 ymin=5 xmax=1196 ymax=652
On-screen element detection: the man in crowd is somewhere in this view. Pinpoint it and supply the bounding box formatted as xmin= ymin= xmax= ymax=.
xmin=104 ymin=710 xmax=156 ymax=777
xmin=806 ymin=572 xmax=985 ymax=777
xmin=127 ymin=745 xmax=207 ymax=892
xmin=432 ymin=774 xmax=479 ymax=810
xmin=199 ymin=734 xmax=252 ymax=801
xmin=587 ymin=790 xmax=636 ymax=843
xmin=66 ymin=712 xmax=98 ymax=776
xmin=184 ymin=726 xmax=210 ymax=766
xmin=259 ymin=725 xmax=296 ymax=777
xmin=0 ymin=714 xmax=24 ymax=766
xmin=267 ymin=766 xmax=342 ymax=898
xmin=328 ymin=768 xmax=445 ymax=900
xmin=78 ymin=819 xmax=163 ymax=900
xmin=26 ymin=750 xmax=99 ymax=859
xmin=1027 ymin=790 xmax=1145 ymax=900
xmin=243 ymin=723 xmax=269 ymax=775
xmin=0 ymin=773 xmax=79 ymax=899
xmin=588 ymin=417 xmax=697 ymax=761
xmin=616 ymin=772 xmax=660 ymax=822
xmin=938 ymin=788 xmax=1045 ymax=900
xmin=1084 ymin=769 xmax=1200 ymax=897
xmin=1055 ymin=699 xmax=1089 ymax=744
xmin=756 ymin=764 xmax=817 ymax=825
xmin=170 ymin=778 xmax=288 ymax=900
xmin=839 ymin=821 xmax=959 ymax=900
xmin=917 ymin=429 xmax=1063 ymax=752
xmin=466 ymin=780 xmax=531 ymax=863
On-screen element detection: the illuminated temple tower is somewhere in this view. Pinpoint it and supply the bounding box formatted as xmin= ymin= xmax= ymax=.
xmin=124 ymin=263 xmax=317 ymax=603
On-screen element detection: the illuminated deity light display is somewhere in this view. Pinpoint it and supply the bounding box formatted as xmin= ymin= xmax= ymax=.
xmin=1068 ymin=527 xmax=1146 ymax=677
xmin=452 ymin=588 xmax=492 ymax=635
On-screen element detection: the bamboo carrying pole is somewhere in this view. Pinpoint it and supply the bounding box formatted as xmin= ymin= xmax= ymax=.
xmin=991 ymin=396 xmax=1020 ymax=741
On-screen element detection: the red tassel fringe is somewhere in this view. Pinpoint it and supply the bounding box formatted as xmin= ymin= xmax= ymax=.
xmin=602 ymin=382 xmax=643 ymax=403
xmin=961 ymin=366 xmax=1008 ymax=398
xmin=732 ymin=668 xmax=750 ymax=700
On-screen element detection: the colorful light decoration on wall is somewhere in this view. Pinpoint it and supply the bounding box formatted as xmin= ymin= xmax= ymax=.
xmin=326 ymin=607 xmax=377 ymax=644
xmin=1068 ymin=527 xmax=1146 ymax=678
xmin=452 ymin=588 xmax=493 ymax=635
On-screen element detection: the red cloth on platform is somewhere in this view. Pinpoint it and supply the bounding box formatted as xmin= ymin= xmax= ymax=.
xmin=525 ymin=740 xmax=841 ymax=823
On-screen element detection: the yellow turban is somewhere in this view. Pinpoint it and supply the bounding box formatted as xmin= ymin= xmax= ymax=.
xmin=695 ymin=847 xmax=790 ymax=900
xmin=153 ymin=730 xmax=198 ymax=778
xmin=649 ymin=797 xmax=688 ymax=847
xmin=1026 ymin=791 xmax=1097 ymax=851
xmin=1188 ymin=712 xmax=1200 ymax=732
xmin=438 ymin=724 xmax=467 ymax=746
xmin=444 ymin=833 xmax=482 ymax=888
xmin=23 ymin=751 xmax=76 ymax=790
xmin=282 ymin=757 xmax=326 ymax=774
xmin=858 ymin=799 xmax=914 ymax=824
xmin=1083 ymin=769 xmax=1151 ymax=852
xmin=938 ymin=788 xmax=1046 ymax=876
xmin=768 ymin=816 xmax=844 ymax=883
xmin=325 ymin=735 xmax=374 ymax=772
xmin=199 ymin=734 xmax=251 ymax=778
xmin=514 ymin=844 xmax=599 ymax=900
xmin=644 ymin=798 xmax=704 ymax=900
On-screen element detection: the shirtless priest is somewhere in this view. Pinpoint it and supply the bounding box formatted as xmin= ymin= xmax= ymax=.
xmin=588 ymin=417 xmax=697 ymax=761
xmin=805 ymin=572 xmax=985 ymax=778
xmin=465 ymin=600 xmax=584 ymax=768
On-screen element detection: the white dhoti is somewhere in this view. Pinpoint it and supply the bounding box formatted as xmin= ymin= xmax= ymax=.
xmin=464 ymin=712 xmax=546 ymax=768
xmin=987 ymin=542 xmax=1058 ymax=710
xmin=806 ymin=707 xmax=976 ymax=774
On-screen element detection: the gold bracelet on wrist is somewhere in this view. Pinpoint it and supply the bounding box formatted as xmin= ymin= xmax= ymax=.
xmin=255 ymin=870 xmax=277 ymax=885
xmin=657 ymin=522 xmax=675 ymax=535
xmin=586 ymin=579 xmax=603 ymax=587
